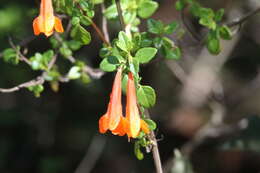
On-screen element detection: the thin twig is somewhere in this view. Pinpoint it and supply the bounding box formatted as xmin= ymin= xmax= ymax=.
xmin=74 ymin=135 xmax=107 ymax=173
xmin=115 ymin=0 xmax=126 ymax=30
xmin=9 ymin=38 xmax=31 ymax=65
xmin=0 ymin=46 xmax=59 ymax=93
xmin=145 ymin=110 xmax=163 ymax=173
xmin=0 ymin=76 xmax=44 ymax=93
xmin=75 ymin=2 xmax=110 ymax=45
xmin=165 ymin=60 xmax=187 ymax=83
xmin=101 ymin=3 xmax=110 ymax=44
xmin=227 ymin=7 xmax=260 ymax=27
xmin=91 ymin=21 xmax=110 ymax=45
xmin=181 ymin=9 xmax=201 ymax=42
xmin=83 ymin=66 xmax=105 ymax=79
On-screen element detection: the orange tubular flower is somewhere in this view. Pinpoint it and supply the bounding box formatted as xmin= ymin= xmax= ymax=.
xmin=33 ymin=0 xmax=64 ymax=37
xmin=125 ymin=72 xmax=150 ymax=138
xmin=99 ymin=68 xmax=125 ymax=136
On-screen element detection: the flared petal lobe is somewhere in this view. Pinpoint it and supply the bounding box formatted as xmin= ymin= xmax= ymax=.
xmin=54 ymin=17 xmax=64 ymax=33
xmin=140 ymin=119 xmax=150 ymax=134
xmin=33 ymin=17 xmax=41 ymax=35
xmin=126 ymin=72 xmax=141 ymax=138
xmin=111 ymin=116 xmax=126 ymax=136
xmin=99 ymin=113 xmax=109 ymax=134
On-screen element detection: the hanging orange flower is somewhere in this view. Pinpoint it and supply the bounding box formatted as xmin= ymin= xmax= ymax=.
xmin=125 ymin=72 xmax=150 ymax=138
xmin=33 ymin=0 xmax=64 ymax=37
xmin=99 ymin=68 xmax=125 ymax=136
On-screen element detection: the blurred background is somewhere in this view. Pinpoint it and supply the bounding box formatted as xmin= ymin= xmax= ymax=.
xmin=1 ymin=0 xmax=260 ymax=173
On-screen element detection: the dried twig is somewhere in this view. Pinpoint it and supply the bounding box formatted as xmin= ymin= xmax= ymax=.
xmin=181 ymin=9 xmax=201 ymax=42
xmin=115 ymin=0 xmax=126 ymax=30
xmin=74 ymin=135 xmax=107 ymax=173
xmin=227 ymin=7 xmax=260 ymax=27
xmin=9 ymin=38 xmax=31 ymax=65
xmin=0 ymin=76 xmax=44 ymax=93
xmin=101 ymin=3 xmax=110 ymax=44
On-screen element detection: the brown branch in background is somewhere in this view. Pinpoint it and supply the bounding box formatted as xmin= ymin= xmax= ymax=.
xmin=0 ymin=76 xmax=44 ymax=93
xmin=91 ymin=21 xmax=110 ymax=46
xmin=115 ymin=0 xmax=126 ymax=30
xmin=74 ymin=135 xmax=107 ymax=173
xmin=227 ymin=7 xmax=260 ymax=27
xmin=101 ymin=3 xmax=110 ymax=44
xmin=180 ymin=9 xmax=201 ymax=42
xmin=64 ymin=20 xmax=72 ymax=38
xmin=165 ymin=60 xmax=187 ymax=83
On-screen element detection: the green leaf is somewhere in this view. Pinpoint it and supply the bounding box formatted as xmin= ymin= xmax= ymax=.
xmin=59 ymin=45 xmax=72 ymax=58
xmin=2 ymin=48 xmax=19 ymax=65
xmin=175 ymin=0 xmax=186 ymax=11
xmin=68 ymin=66 xmax=81 ymax=79
xmin=219 ymin=25 xmax=232 ymax=40
xmin=91 ymin=0 xmax=104 ymax=4
xmin=81 ymin=72 xmax=91 ymax=84
xmin=164 ymin=21 xmax=179 ymax=34
xmin=147 ymin=19 xmax=164 ymax=34
xmin=104 ymin=4 xmax=117 ymax=19
xmin=71 ymin=17 xmax=80 ymax=26
xmin=116 ymin=31 xmax=132 ymax=52
xmin=215 ymin=8 xmax=225 ymax=22
xmin=163 ymin=46 xmax=181 ymax=59
xmin=137 ymin=85 xmax=156 ymax=108
xmin=153 ymin=37 xmax=163 ymax=48
xmin=70 ymin=24 xmax=91 ymax=45
xmin=134 ymin=142 xmax=144 ymax=160
xmin=100 ymin=58 xmax=117 ymax=72
xmin=199 ymin=17 xmax=216 ymax=30
xmin=67 ymin=40 xmax=82 ymax=51
xmin=198 ymin=7 xmax=215 ymax=18
xmin=123 ymin=11 xmax=137 ymax=25
xmin=144 ymin=119 xmax=157 ymax=131
xmin=138 ymin=1 xmax=158 ymax=18
xmin=79 ymin=1 xmax=89 ymax=11
xmin=80 ymin=16 xmax=92 ymax=26
xmin=135 ymin=47 xmax=157 ymax=64
xmin=27 ymin=85 xmax=44 ymax=98
xmin=99 ymin=47 xmax=111 ymax=58
xmin=30 ymin=50 xmax=53 ymax=70
xmin=207 ymin=37 xmax=220 ymax=55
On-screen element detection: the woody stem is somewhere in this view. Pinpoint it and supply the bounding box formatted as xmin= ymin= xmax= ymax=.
xmin=115 ymin=0 xmax=126 ymax=30
xmin=145 ymin=110 xmax=163 ymax=173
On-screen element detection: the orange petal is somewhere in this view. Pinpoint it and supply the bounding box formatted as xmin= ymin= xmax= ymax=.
xmin=108 ymin=68 xmax=123 ymax=130
xmin=44 ymin=30 xmax=54 ymax=37
xmin=54 ymin=17 xmax=64 ymax=33
xmin=99 ymin=114 xmax=109 ymax=134
xmin=140 ymin=119 xmax=150 ymax=134
xmin=126 ymin=72 xmax=140 ymax=138
xmin=112 ymin=116 xmax=126 ymax=136
xmin=33 ymin=17 xmax=41 ymax=35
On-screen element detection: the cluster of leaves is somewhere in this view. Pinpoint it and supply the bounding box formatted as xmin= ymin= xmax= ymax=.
xmin=175 ymin=0 xmax=232 ymax=54
xmin=104 ymin=0 xmax=159 ymax=31
xmin=54 ymin=0 xmax=93 ymax=45
xmin=0 ymin=0 xmax=236 ymax=161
